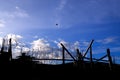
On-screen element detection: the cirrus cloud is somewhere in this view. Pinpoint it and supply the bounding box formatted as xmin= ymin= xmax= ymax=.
xmin=96 ymin=37 xmax=117 ymax=44
xmin=0 ymin=19 xmax=6 ymax=28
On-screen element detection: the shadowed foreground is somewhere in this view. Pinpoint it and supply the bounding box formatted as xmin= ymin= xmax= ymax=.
xmin=0 ymin=61 xmax=120 ymax=80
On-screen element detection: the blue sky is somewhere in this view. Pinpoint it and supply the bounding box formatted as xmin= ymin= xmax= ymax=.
xmin=0 ymin=0 xmax=120 ymax=64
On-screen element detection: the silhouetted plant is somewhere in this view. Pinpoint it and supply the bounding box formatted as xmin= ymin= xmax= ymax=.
xmin=17 ymin=53 xmax=38 ymax=64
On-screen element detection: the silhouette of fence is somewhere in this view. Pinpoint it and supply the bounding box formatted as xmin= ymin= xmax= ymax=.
xmin=0 ymin=38 xmax=116 ymax=71
xmin=29 ymin=39 xmax=113 ymax=70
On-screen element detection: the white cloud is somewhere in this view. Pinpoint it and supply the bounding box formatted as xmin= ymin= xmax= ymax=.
xmin=12 ymin=47 xmax=21 ymax=58
xmin=56 ymin=39 xmax=69 ymax=48
xmin=30 ymin=39 xmax=64 ymax=64
xmin=31 ymin=38 xmax=50 ymax=52
xmin=0 ymin=6 xmax=29 ymax=20
xmin=0 ymin=37 xmax=3 ymax=47
xmin=22 ymin=47 xmax=30 ymax=53
xmin=55 ymin=39 xmax=80 ymax=53
xmin=12 ymin=44 xmax=29 ymax=59
xmin=54 ymin=40 xmax=58 ymax=44
xmin=30 ymin=38 xmax=81 ymax=64
xmin=97 ymin=37 xmax=117 ymax=44
xmin=14 ymin=6 xmax=29 ymax=18
xmin=73 ymin=41 xmax=80 ymax=49
xmin=0 ymin=34 xmax=23 ymax=46
xmin=5 ymin=33 xmax=23 ymax=45
xmin=6 ymin=33 xmax=23 ymax=39
xmin=80 ymin=41 xmax=89 ymax=47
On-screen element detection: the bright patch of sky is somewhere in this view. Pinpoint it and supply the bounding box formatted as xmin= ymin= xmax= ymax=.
xmin=0 ymin=0 xmax=120 ymax=64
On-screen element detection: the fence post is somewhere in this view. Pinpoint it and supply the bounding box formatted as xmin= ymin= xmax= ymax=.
xmin=77 ymin=49 xmax=84 ymax=69
xmin=0 ymin=38 xmax=5 ymax=53
xmin=8 ymin=38 xmax=12 ymax=61
xmin=90 ymin=45 xmax=93 ymax=69
xmin=77 ymin=49 xmax=83 ymax=61
xmin=62 ymin=46 xmax=65 ymax=65
xmin=107 ymin=48 xmax=112 ymax=71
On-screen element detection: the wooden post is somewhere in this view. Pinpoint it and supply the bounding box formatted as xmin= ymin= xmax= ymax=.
xmin=77 ymin=49 xmax=83 ymax=61
xmin=61 ymin=43 xmax=76 ymax=62
xmin=83 ymin=40 xmax=94 ymax=57
xmin=62 ymin=46 xmax=65 ymax=65
xmin=90 ymin=45 xmax=93 ymax=69
xmin=107 ymin=48 xmax=112 ymax=71
xmin=83 ymin=39 xmax=94 ymax=69
xmin=77 ymin=49 xmax=83 ymax=69
xmin=0 ymin=38 xmax=5 ymax=53
xmin=8 ymin=38 xmax=12 ymax=61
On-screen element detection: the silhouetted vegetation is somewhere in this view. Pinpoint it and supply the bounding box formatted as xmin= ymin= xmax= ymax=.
xmin=15 ymin=53 xmax=38 ymax=64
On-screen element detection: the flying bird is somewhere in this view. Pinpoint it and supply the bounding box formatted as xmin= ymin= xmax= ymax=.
xmin=56 ymin=24 xmax=58 ymax=26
